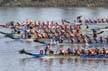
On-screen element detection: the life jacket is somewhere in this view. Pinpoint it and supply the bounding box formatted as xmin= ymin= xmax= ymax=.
xmin=38 ymin=34 xmax=42 ymax=38
xmin=26 ymin=39 xmax=33 ymax=42
xmin=76 ymin=26 xmax=80 ymax=34
xmin=70 ymin=38 xmax=74 ymax=43
xmin=62 ymin=50 xmax=65 ymax=53
xmin=90 ymin=49 xmax=95 ymax=55
xmin=15 ymin=34 xmax=21 ymax=38
xmin=47 ymin=45 xmax=51 ymax=51
xmin=62 ymin=50 xmax=67 ymax=55
xmin=103 ymin=49 xmax=106 ymax=55
xmin=40 ymin=50 xmax=43 ymax=54
xmin=64 ymin=50 xmax=67 ymax=54
xmin=76 ymin=50 xmax=80 ymax=55
xmin=105 ymin=50 xmax=108 ymax=54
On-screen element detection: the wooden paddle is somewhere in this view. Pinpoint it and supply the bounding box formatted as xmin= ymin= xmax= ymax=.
xmin=105 ymin=26 xmax=108 ymax=29
xmin=97 ymin=31 xmax=104 ymax=34
xmin=64 ymin=20 xmax=71 ymax=24
xmin=34 ymin=39 xmax=48 ymax=45
xmin=91 ymin=26 xmax=108 ymax=31
xmin=87 ymin=30 xmax=104 ymax=36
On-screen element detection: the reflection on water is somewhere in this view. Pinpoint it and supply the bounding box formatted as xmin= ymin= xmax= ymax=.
xmin=19 ymin=57 xmax=108 ymax=71
xmin=20 ymin=57 xmax=108 ymax=65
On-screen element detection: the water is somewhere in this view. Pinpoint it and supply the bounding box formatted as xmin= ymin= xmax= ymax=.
xmin=0 ymin=7 xmax=108 ymax=23
xmin=0 ymin=7 xmax=108 ymax=71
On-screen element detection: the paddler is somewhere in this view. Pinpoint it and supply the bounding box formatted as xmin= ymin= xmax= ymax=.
xmin=102 ymin=48 xmax=106 ymax=55
xmin=70 ymin=36 xmax=75 ymax=43
xmin=76 ymin=49 xmax=81 ymax=55
xmin=26 ymin=35 xmax=33 ymax=42
xmin=95 ymin=48 xmax=99 ymax=55
xmin=67 ymin=48 xmax=73 ymax=55
xmin=59 ymin=36 xmax=64 ymax=43
xmin=15 ymin=31 xmax=22 ymax=38
xmin=9 ymin=21 xmax=15 ymax=29
xmin=85 ymin=35 xmax=92 ymax=43
xmin=44 ymin=44 xmax=53 ymax=54
xmin=80 ymin=48 xmax=86 ymax=55
xmin=77 ymin=16 xmax=83 ymax=24
xmin=89 ymin=48 xmax=96 ymax=55
xmin=99 ymin=36 xmax=104 ymax=43
xmin=106 ymin=36 xmax=108 ymax=43
xmin=106 ymin=19 xmax=108 ymax=23
xmin=76 ymin=25 xmax=81 ymax=34
xmin=40 ymin=49 xmax=44 ymax=54
xmin=86 ymin=24 xmax=89 ymax=29
xmin=75 ymin=35 xmax=81 ymax=43
xmin=92 ymin=29 xmax=98 ymax=42
xmin=61 ymin=49 xmax=67 ymax=55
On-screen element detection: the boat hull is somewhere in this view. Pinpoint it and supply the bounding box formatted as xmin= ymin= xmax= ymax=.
xmin=22 ymin=53 xmax=108 ymax=59
xmin=19 ymin=50 xmax=108 ymax=59
xmin=80 ymin=55 xmax=108 ymax=59
xmin=38 ymin=55 xmax=108 ymax=59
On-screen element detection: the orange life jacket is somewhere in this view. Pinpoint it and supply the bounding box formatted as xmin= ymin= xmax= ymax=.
xmin=90 ymin=49 xmax=95 ymax=55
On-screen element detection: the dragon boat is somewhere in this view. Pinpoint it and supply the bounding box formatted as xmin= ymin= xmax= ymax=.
xmin=19 ymin=49 xmax=108 ymax=59
xmin=0 ymin=29 xmax=108 ymax=45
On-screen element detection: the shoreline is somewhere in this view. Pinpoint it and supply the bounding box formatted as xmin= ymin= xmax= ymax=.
xmin=0 ymin=6 xmax=107 ymax=9
xmin=0 ymin=0 xmax=108 ymax=8
xmin=0 ymin=5 xmax=108 ymax=8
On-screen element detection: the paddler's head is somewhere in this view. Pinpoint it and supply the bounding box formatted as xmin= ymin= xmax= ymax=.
xmin=10 ymin=21 xmax=14 ymax=26
xmin=86 ymin=24 xmax=89 ymax=28
xmin=17 ymin=22 xmax=20 ymax=26
xmin=93 ymin=29 xmax=96 ymax=32
xmin=28 ymin=35 xmax=31 ymax=38
xmin=46 ymin=44 xmax=50 ymax=48
xmin=17 ymin=31 xmax=21 ymax=34
xmin=30 ymin=26 xmax=33 ymax=29
xmin=48 ymin=43 xmax=50 ymax=46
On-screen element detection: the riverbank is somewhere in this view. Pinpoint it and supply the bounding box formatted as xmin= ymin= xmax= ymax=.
xmin=0 ymin=0 xmax=108 ymax=7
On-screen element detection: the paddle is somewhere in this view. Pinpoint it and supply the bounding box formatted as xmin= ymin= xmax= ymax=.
xmin=105 ymin=26 xmax=108 ymax=29
xmin=64 ymin=19 xmax=82 ymax=25
xmin=97 ymin=31 xmax=104 ymax=34
xmin=88 ymin=30 xmax=104 ymax=35
xmin=64 ymin=20 xmax=71 ymax=24
xmin=91 ymin=26 xmax=108 ymax=31
xmin=94 ymin=27 xmax=108 ymax=35
xmin=33 ymin=39 xmax=49 ymax=45
xmin=99 ymin=26 xmax=108 ymax=29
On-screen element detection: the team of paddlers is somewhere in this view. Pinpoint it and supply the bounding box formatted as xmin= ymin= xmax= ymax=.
xmin=0 ymin=16 xmax=108 ymax=43
xmin=76 ymin=16 xmax=108 ymax=24
xmin=7 ymin=19 xmax=108 ymax=43
xmin=39 ymin=44 xmax=108 ymax=56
